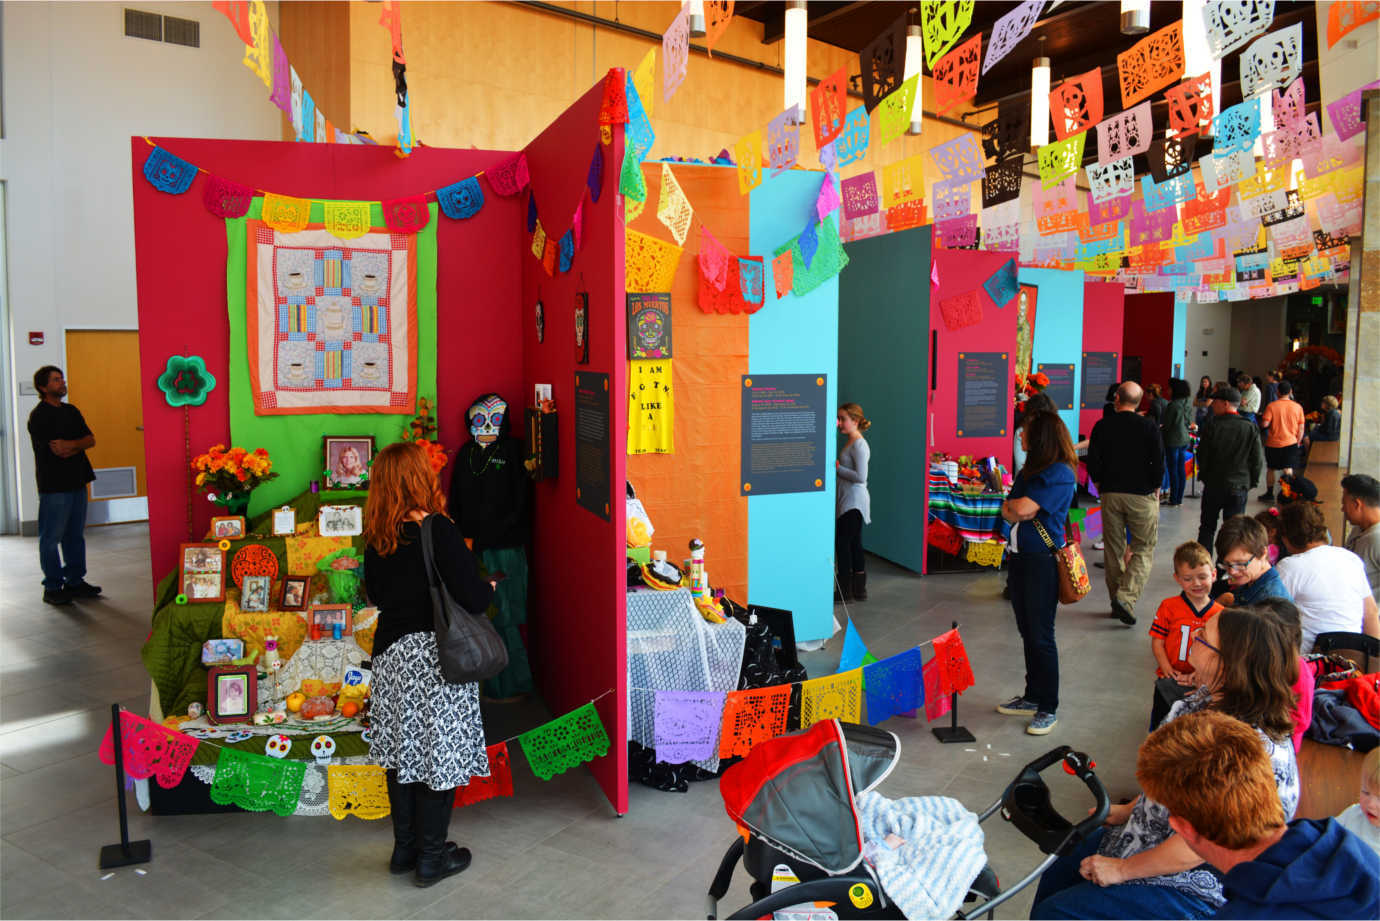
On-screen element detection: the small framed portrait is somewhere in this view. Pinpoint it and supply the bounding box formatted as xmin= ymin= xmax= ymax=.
xmin=207 ymin=666 xmax=257 ymax=724
xmin=318 ymin=504 xmax=363 ymax=538
xmin=309 ymin=603 xmax=353 ymax=638
xmin=574 ymin=291 xmax=590 ymax=365
xmin=271 ymin=506 xmax=297 ymax=537
xmin=323 ymin=436 xmax=375 ymax=490
xmin=240 ymin=574 xmax=272 ymax=613
xmin=210 ymin=515 xmax=246 ymax=540
xmin=179 ymin=542 xmax=226 ymax=603
xmin=280 ymin=576 xmax=310 ymax=611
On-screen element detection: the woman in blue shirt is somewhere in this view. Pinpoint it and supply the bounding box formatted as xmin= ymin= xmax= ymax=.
xmin=999 ymin=412 xmax=1078 ymax=735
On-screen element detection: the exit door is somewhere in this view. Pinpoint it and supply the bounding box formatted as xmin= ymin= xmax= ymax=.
xmin=64 ymin=330 xmax=147 ymax=524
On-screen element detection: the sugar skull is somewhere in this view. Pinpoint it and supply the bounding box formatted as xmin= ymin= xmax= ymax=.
xmin=310 ymin=735 xmax=336 ymax=765
xmin=468 ymin=395 xmax=508 ymax=445
xmin=265 ymin=734 xmax=292 ymax=759
xmin=635 ymin=308 xmax=665 ymax=351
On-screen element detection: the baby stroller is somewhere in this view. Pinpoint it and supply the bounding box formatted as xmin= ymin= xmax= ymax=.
xmin=706 ymin=720 xmax=1108 ymax=920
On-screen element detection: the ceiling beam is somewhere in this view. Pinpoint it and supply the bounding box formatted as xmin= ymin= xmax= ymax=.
xmin=762 ymin=1 xmax=874 ymax=43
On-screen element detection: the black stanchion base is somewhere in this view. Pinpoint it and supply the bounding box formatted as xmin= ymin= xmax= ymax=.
xmin=99 ymin=839 xmax=152 ymax=870
xmin=932 ymin=725 xmax=976 ymax=744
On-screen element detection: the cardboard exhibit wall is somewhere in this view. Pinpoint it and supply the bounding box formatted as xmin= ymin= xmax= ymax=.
xmin=1079 ymin=279 xmax=1126 ymax=440
xmin=1021 ymin=267 xmax=1086 ymax=441
xmin=838 ymin=226 xmax=931 ymax=574
xmin=1122 ymin=292 xmax=1176 ymax=393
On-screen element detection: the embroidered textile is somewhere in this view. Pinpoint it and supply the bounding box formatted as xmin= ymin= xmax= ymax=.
xmin=382 ymin=196 xmax=429 ymax=233
xmin=223 ymin=604 xmax=310 ymax=663
xmin=653 ymin=690 xmax=725 ymax=763
xmin=144 ymin=146 xmax=198 ymax=195
xmin=327 ymin=764 xmax=390 ymax=820
xmin=657 ymin=164 xmax=694 ymax=245
xmin=718 ymin=686 xmax=791 ymax=759
xmin=864 ymin=649 xmax=925 ymax=725
xmin=209 ymin=747 xmax=308 ymax=816
xmin=204 ymin=176 xmax=253 ymax=218
xmin=437 ymin=177 xmax=484 ymax=220
xmin=323 ymin=201 xmax=372 ymax=240
xmin=486 ymin=153 xmax=530 ymax=196
xmin=800 ymin=669 xmax=862 ymax=728
xmin=456 ymin=743 xmax=515 ymax=807
xmin=246 ymin=220 xmax=417 ymax=414
xmin=626 ymin=230 xmax=683 ymax=292
xmin=99 ymin=710 xmax=199 ymax=788
xmin=519 ymin=702 xmax=611 ymax=781
xmin=628 ymin=359 xmax=674 ymax=455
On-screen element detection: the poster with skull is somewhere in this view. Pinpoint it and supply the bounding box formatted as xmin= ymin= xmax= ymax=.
xmin=626 ymin=292 xmax=672 ymax=360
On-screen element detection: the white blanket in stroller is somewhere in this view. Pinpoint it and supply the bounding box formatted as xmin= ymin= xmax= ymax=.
xmin=855 ymin=791 xmax=987 ymax=920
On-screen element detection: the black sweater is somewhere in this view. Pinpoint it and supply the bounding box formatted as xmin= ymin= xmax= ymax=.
xmin=364 ymin=516 xmax=495 ymax=658
xmin=1086 ymin=410 xmax=1166 ymax=496
xmin=448 ymin=439 xmax=530 ymax=551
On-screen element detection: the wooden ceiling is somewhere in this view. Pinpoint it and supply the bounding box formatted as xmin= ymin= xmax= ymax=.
xmin=735 ymin=1 xmax=1323 ymax=125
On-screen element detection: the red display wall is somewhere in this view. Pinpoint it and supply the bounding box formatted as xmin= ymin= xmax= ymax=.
xmin=519 ymin=82 xmax=629 ymax=814
xmin=1121 ymin=292 xmax=1175 ymax=397
xmin=1080 ymin=279 xmax=1126 ymax=441
xmin=131 ymin=138 xmax=522 ymax=585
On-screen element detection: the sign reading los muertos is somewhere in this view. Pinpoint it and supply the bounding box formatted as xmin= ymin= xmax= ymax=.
xmin=626 ymin=292 xmax=672 ymax=360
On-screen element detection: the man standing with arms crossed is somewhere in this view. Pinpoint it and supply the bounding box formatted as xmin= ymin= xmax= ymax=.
xmin=27 ymin=366 xmax=102 ymax=606
xmin=1086 ymin=382 xmax=1165 ymax=626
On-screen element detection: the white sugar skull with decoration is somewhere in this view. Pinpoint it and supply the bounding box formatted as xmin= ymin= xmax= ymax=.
xmin=468 ymin=394 xmax=508 ymax=445
xmin=310 ymin=734 xmax=336 ymax=766
xmin=265 ymin=734 xmax=292 ymax=759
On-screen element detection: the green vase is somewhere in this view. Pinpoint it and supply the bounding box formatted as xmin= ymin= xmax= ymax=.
xmin=220 ymin=493 xmax=251 ymax=518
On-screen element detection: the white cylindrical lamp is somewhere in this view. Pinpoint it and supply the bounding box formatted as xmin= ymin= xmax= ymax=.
xmin=689 ymin=0 xmax=707 ymax=38
xmin=784 ymin=1 xmax=808 ymax=125
xmin=905 ymin=22 xmax=924 ymax=135
xmin=1031 ymin=56 xmax=1051 ymax=148
xmin=1120 ymin=0 xmax=1151 ymax=35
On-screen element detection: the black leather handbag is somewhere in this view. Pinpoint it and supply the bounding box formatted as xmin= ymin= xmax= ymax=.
xmin=419 ymin=515 xmax=508 ymax=684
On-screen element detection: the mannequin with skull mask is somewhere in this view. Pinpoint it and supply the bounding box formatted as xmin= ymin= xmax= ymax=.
xmin=447 ymin=393 xmax=533 ymax=698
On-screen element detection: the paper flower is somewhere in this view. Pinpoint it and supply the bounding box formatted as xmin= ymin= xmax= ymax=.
xmin=158 ymin=355 xmax=217 ymax=408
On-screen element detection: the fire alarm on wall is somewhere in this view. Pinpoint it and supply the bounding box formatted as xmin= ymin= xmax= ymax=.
xmin=28 ymin=332 xmax=44 ymax=346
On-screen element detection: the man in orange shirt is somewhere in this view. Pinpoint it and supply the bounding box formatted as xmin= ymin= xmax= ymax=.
xmin=1259 ymin=380 xmax=1305 ymax=503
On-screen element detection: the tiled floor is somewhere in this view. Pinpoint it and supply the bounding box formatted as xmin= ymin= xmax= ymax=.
xmin=2 ymin=497 xmax=1217 ymax=919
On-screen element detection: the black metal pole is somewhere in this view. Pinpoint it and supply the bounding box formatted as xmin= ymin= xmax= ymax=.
xmin=99 ymin=705 xmax=152 ymax=869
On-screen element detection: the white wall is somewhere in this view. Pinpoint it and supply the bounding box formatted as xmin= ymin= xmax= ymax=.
xmin=1228 ymin=296 xmax=1290 ymax=380
xmin=2 ymin=1 xmax=281 ymax=524
xmin=1184 ymin=300 xmax=1233 ymax=387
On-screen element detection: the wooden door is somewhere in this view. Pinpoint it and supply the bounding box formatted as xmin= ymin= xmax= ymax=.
xmin=64 ymin=330 xmax=146 ymax=508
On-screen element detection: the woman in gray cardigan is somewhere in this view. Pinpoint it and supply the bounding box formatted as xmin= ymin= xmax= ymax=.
xmin=836 ymin=403 xmax=871 ymax=602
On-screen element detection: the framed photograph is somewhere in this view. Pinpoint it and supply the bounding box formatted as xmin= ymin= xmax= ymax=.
xmin=322 ymin=436 xmax=375 ymax=490
xmin=179 ymin=542 xmax=226 ymax=603
xmin=271 ymin=506 xmax=297 ymax=537
xmin=318 ymin=504 xmax=363 ymax=538
xmin=240 ymin=574 xmax=272 ymax=613
xmin=207 ymin=666 xmax=257 ymax=724
xmin=280 ymin=576 xmax=310 ymax=611
xmin=309 ymin=603 xmax=353 ymax=638
xmin=574 ymin=291 xmax=590 ymax=365
xmin=210 ymin=515 xmax=246 ymax=540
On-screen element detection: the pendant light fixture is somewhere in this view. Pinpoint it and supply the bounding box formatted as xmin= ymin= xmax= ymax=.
xmin=784 ymin=0 xmax=808 ymax=124
xmin=689 ymin=0 xmax=707 ymax=38
xmin=905 ymin=10 xmax=924 ymax=135
xmin=1120 ymin=0 xmax=1151 ymax=35
xmin=1030 ymin=37 xmax=1050 ymax=148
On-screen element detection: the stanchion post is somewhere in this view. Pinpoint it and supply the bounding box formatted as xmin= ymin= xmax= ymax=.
xmin=99 ymin=704 xmax=152 ymax=870
xmin=932 ymin=620 xmax=976 ymax=744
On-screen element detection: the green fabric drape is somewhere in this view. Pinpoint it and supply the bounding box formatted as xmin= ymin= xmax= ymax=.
xmin=479 ymin=546 xmax=534 ymax=698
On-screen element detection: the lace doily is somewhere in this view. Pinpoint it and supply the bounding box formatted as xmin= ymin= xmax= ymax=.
xmin=203 ymin=176 xmax=253 ymax=218
xmin=456 ymin=742 xmax=515 ymax=807
xmin=800 ymin=670 xmax=862 ymax=728
xmin=143 ymin=146 xmax=197 ymax=195
xmin=485 ymin=153 xmax=530 ymax=197
xmin=327 ymin=764 xmax=390 ymax=820
xmin=382 ymin=196 xmax=429 ymax=233
xmin=209 ymin=747 xmax=308 ymax=816
xmin=262 ymin=193 xmax=311 ymax=233
xmin=625 ymin=230 xmax=683 ymax=292
xmin=932 ymin=629 xmax=976 ymax=696
xmin=323 ymin=201 xmax=371 ymax=240
xmin=99 ymin=711 xmax=199 ymax=789
xmin=518 ymin=702 xmax=610 ymax=781
xmin=718 ymin=686 xmax=790 ymax=760
xmin=656 ymin=164 xmax=693 ymax=246
xmin=863 ymin=649 xmax=924 ymax=725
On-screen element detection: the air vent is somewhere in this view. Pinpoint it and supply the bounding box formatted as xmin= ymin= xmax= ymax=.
xmin=163 ymin=15 xmax=200 ymax=48
xmin=90 ymin=467 xmax=138 ymax=501
xmin=124 ymin=8 xmax=162 ymax=42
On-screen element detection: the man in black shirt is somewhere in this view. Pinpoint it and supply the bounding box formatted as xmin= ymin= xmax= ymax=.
xmin=1196 ymin=386 xmax=1264 ymax=550
xmin=26 ymin=366 xmax=101 ymax=605
xmin=1086 ymin=381 xmax=1166 ymax=626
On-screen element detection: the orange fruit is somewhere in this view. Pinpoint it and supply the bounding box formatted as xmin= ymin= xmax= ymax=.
xmin=340 ymin=701 xmax=359 ymax=718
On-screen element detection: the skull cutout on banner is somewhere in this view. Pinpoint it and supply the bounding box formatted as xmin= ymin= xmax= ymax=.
xmin=265 ymin=734 xmax=292 ymax=759
xmin=311 ymin=735 xmax=336 ymax=766
xmin=468 ymin=395 xmax=508 ymax=445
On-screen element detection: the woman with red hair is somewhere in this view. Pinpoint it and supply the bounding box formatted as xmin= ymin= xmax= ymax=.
xmin=363 ymin=441 xmax=495 ymax=888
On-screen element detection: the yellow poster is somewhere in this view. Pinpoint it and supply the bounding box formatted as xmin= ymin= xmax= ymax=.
xmin=627 ymin=359 xmax=674 ymax=455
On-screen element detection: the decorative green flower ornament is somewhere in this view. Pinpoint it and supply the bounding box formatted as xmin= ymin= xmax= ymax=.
xmin=158 ymin=355 xmax=217 ymax=407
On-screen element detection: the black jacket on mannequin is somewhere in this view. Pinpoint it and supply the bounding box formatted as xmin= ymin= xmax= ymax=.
xmin=448 ymin=438 xmax=530 ymax=551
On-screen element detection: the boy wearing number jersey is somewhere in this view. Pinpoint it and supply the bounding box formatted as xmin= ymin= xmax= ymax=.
xmin=1147 ymin=542 xmax=1223 ymax=729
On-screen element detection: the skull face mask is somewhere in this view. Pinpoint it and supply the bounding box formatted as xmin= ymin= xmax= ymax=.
xmin=468 ymin=395 xmax=507 ymax=445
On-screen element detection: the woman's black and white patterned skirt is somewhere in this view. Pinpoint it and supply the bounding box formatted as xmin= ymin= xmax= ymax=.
xmin=368 ymin=631 xmax=489 ymax=791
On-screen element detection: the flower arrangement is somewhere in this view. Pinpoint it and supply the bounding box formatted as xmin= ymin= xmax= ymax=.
xmin=317 ymin=547 xmax=363 ymax=606
xmin=192 ymin=445 xmax=278 ymax=506
xmin=400 ymin=397 xmax=449 ymax=473
xmin=1014 ymin=370 xmax=1051 ymax=410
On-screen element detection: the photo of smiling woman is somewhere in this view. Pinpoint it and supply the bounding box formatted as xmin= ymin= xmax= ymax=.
xmin=835 ymin=403 xmax=871 ymax=604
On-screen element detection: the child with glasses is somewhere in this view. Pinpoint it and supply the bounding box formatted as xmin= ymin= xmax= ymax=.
xmin=1211 ymin=516 xmax=1294 ymax=609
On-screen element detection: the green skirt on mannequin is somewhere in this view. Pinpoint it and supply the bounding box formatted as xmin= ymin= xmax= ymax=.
xmin=478 ymin=546 xmax=533 ymax=698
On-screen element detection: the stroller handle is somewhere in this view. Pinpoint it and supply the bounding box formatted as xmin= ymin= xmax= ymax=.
xmin=1001 ymin=746 xmax=1110 ymax=858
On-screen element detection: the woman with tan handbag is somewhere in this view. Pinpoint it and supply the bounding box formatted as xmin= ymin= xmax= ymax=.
xmin=998 ymin=412 xmax=1078 ymax=735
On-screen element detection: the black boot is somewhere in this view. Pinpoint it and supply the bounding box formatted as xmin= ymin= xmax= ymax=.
xmin=385 ymin=770 xmax=418 ymax=874
xmin=851 ymin=572 xmax=867 ymax=601
xmin=414 ymin=785 xmax=471 ymax=888
xmin=833 ymin=573 xmax=851 ymax=604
